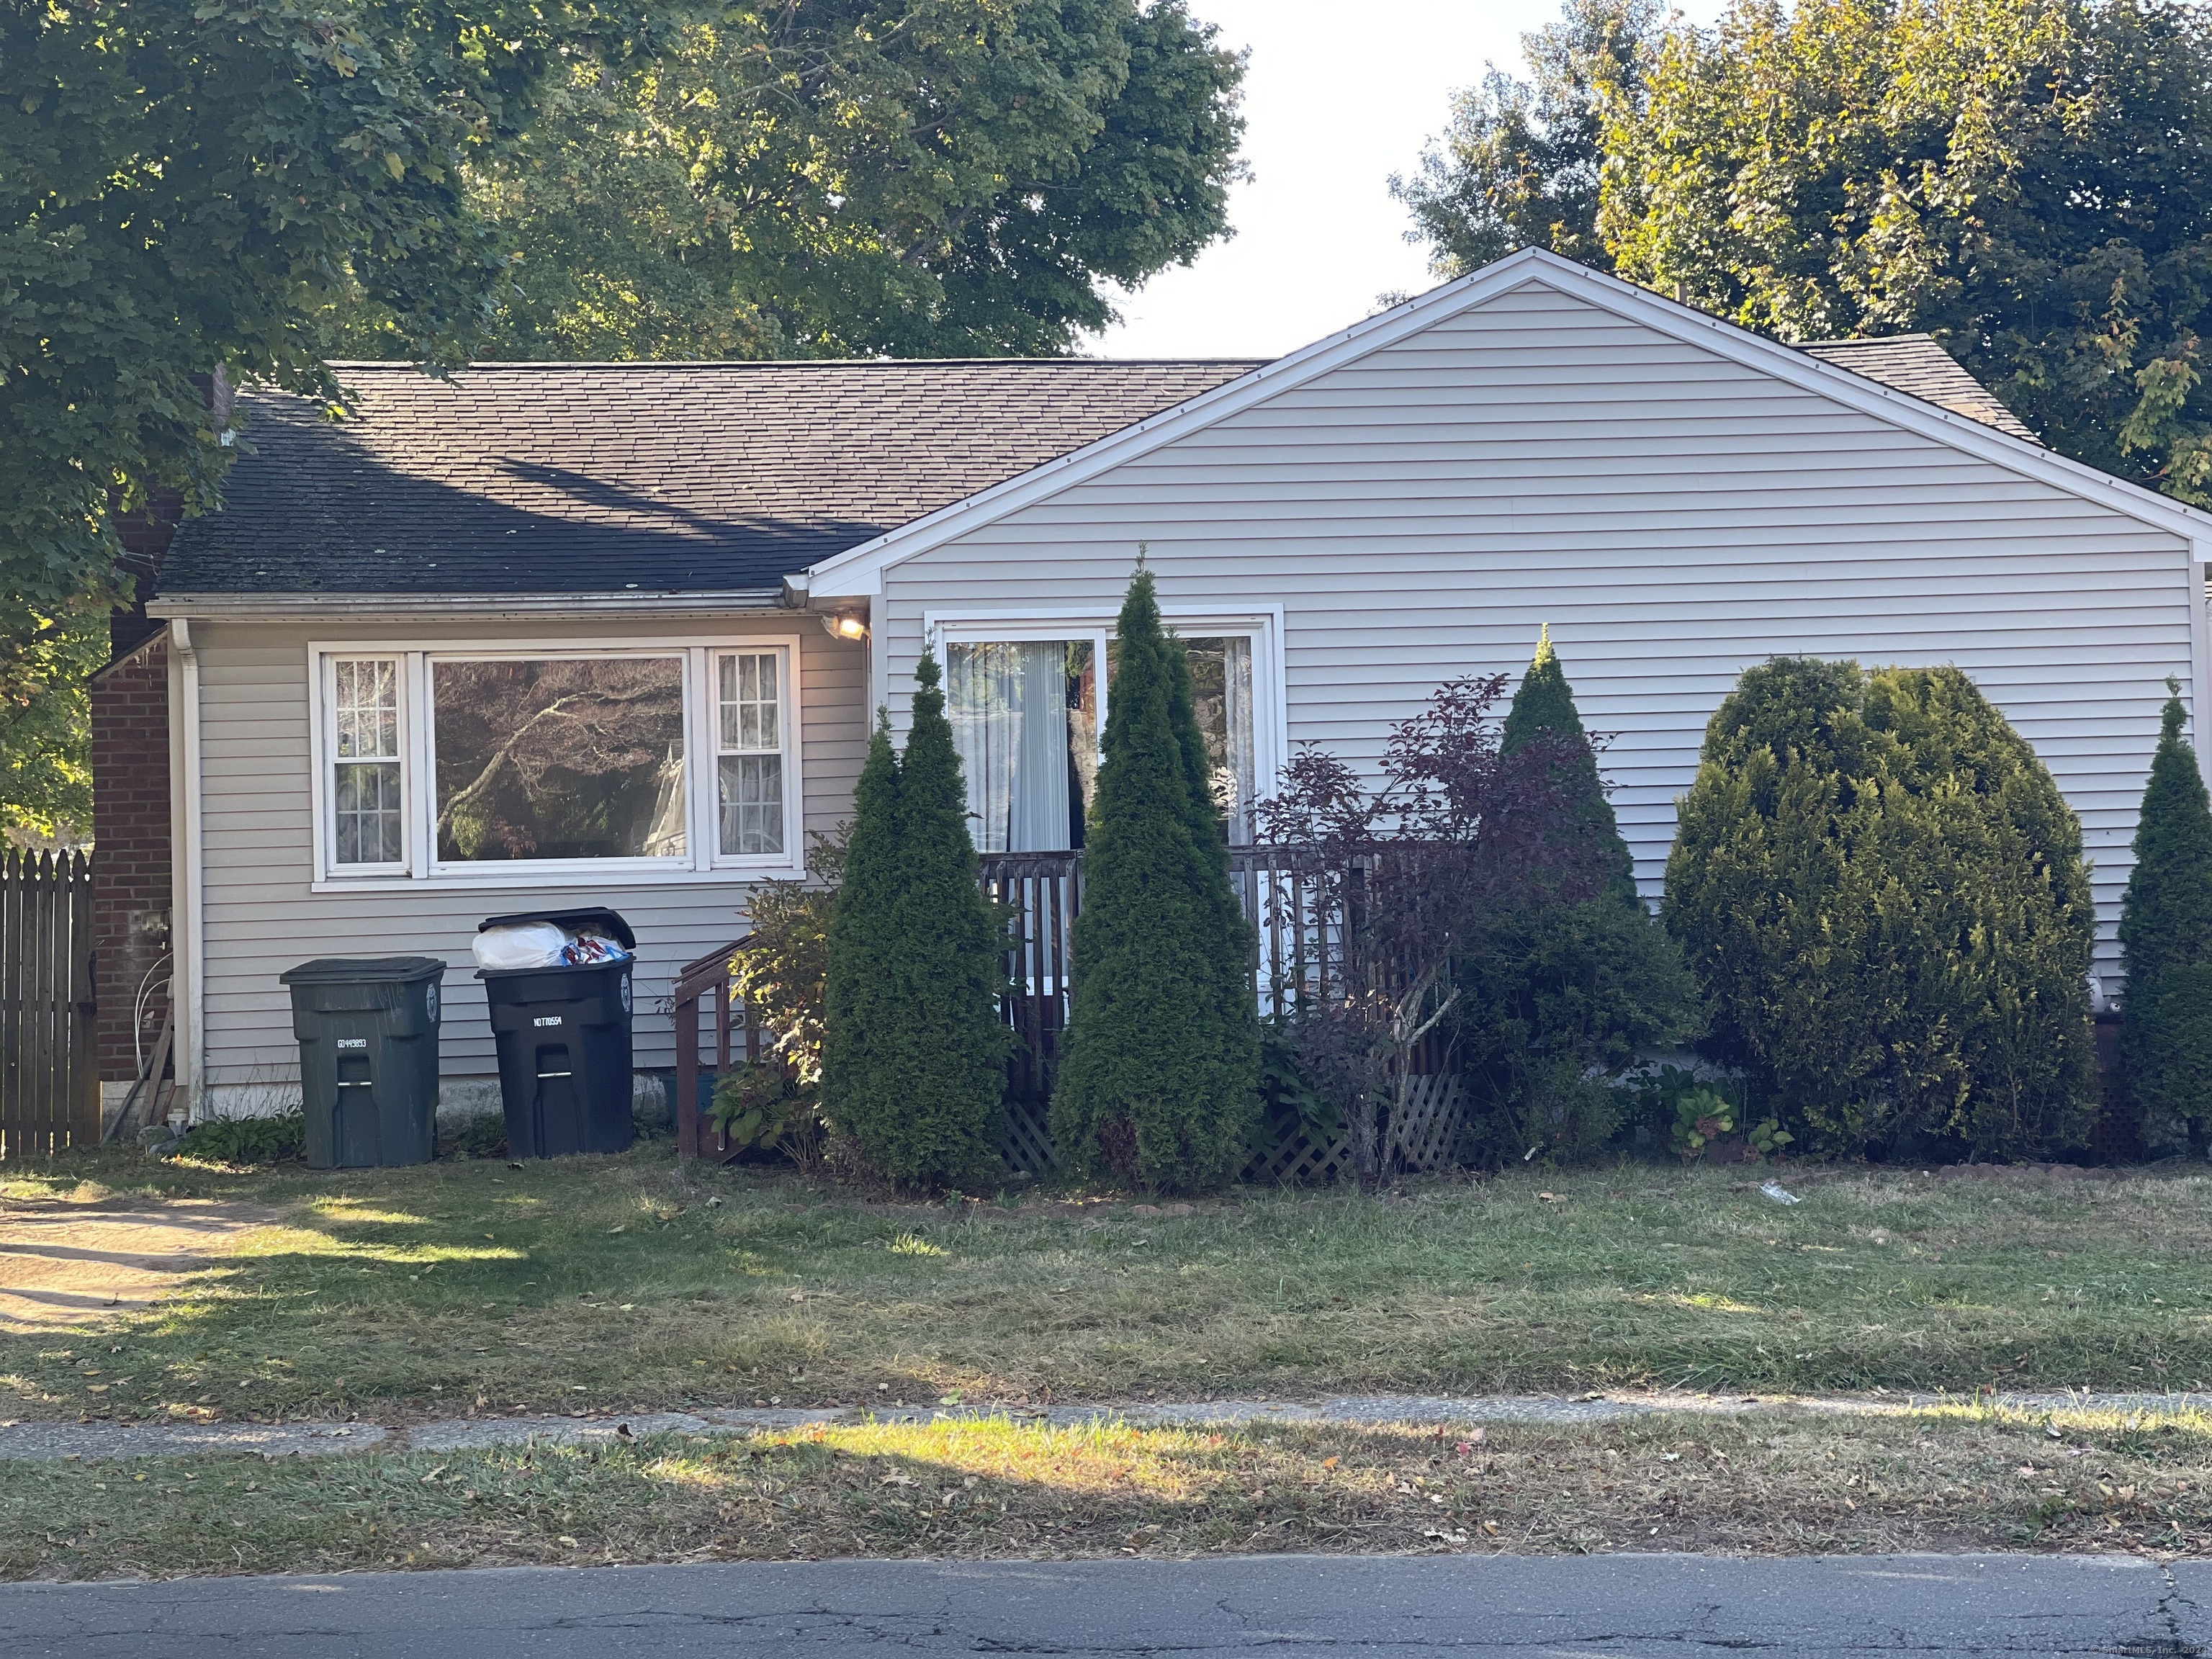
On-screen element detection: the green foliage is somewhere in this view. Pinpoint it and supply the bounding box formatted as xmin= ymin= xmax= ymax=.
xmin=1392 ymin=0 xmax=1659 ymax=276
xmin=1406 ymin=0 xmax=2212 ymax=505
xmin=1460 ymin=629 xmax=1699 ymax=1166
xmin=709 ymin=1061 xmax=812 ymax=1159
xmin=1665 ymin=657 xmax=2098 ymax=1160
xmin=175 ymin=1112 xmax=305 ymax=1166
xmin=1 ymin=0 xmax=613 ymax=721
xmin=452 ymin=1112 xmax=509 ymax=1159
xmin=822 ymin=659 xmax=1010 ymax=1187
xmin=2118 ymin=688 xmax=2212 ymax=1153
xmin=0 ymin=603 xmax=103 ymax=845
xmin=339 ymin=0 xmax=1246 ymax=361
xmin=1246 ymin=1020 xmax=1346 ymax=1169
xmin=1051 ymin=570 xmax=1260 ymax=1190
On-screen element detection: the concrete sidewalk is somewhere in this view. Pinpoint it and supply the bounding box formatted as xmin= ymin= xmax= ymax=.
xmin=1 ymin=1551 xmax=2204 ymax=1658
xmin=2 ymin=1388 xmax=2206 ymax=1463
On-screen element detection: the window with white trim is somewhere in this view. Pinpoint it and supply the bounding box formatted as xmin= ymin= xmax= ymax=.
xmin=938 ymin=619 xmax=1273 ymax=851
xmin=311 ymin=640 xmax=800 ymax=883
xmin=328 ymin=657 xmax=405 ymax=870
xmin=716 ymin=650 xmax=785 ymax=857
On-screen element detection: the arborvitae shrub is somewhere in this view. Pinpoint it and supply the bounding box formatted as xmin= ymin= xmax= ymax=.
xmin=1665 ymin=658 xmax=2096 ymax=1159
xmin=2118 ymin=688 xmax=2212 ymax=1154
xmin=1051 ymin=570 xmax=1259 ymax=1189
xmin=821 ymin=658 xmax=1010 ymax=1186
xmin=1459 ymin=629 xmax=1699 ymax=1165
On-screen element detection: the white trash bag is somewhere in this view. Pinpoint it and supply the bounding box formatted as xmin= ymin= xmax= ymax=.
xmin=472 ymin=922 xmax=569 ymax=971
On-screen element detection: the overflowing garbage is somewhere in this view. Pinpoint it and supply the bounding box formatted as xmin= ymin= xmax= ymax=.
xmin=472 ymin=917 xmax=634 ymax=971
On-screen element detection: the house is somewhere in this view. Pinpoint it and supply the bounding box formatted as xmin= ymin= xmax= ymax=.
xmin=102 ymin=248 xmax=2212 ymax=1122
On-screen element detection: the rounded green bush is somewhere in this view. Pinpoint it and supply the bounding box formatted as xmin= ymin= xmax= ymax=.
xmin=1664 ymin=658 xmax=2095 ymax=1160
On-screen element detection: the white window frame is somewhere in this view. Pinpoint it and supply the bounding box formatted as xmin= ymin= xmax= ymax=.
xmin=306 ymin=634 xmax=804 ymax=891
xmin=924 ymin=604 xmax=1287 ymax=804
xmin=318 ymin=655 xmax=413 ymax=876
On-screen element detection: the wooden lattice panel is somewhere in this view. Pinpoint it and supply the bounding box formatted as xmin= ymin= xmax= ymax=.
xmin=996 ymin=1097 xmax=1059 ymax=1177
xmin=1385 ymin=1074 xmax=1464 ymax=1173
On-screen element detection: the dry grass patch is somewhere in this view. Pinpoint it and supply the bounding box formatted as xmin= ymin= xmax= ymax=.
xmin=0 ymin=1148 xmax=2208 ymax=1423
xmin=5 ymin=1403 xmax=2210 ymax=1581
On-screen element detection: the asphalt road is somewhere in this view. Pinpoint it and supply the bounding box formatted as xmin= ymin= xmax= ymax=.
xmin=1 ymin=1552 xmax=2206 ymax=1658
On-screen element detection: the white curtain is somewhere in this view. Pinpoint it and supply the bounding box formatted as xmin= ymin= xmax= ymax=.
xmin=948 ymin=642 xmax=1072 ymax=853
xmin=1220 ymin=636 xmax=1255 ymax=843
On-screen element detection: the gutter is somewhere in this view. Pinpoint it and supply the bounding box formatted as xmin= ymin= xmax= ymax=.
xmin=148 ymin=590 xmax=783 ymax=621
xmin=169 ymin=618 xmax=207 ymax=1123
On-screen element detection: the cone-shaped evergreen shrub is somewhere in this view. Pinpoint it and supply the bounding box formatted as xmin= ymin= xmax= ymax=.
xmin=821 ymin=658 xmax=1010 ymax=1186
xmin=1665 ymin=658 xmax=2096 ymax=1159
xmin=1051 ymin=570 xmax=1259 ymax=1188
xmin=2118 ymin=688 xmax=2212 ymax=1154
xmin=1460 ymin=629 xmax=1699 ymax=1164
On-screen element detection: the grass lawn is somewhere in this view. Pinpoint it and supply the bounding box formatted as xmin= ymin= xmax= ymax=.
xmin=5 ymin=1405 xmax=2209 ymax=1579
xmin=1 ymin=1144 xmax=2208 ymax=1427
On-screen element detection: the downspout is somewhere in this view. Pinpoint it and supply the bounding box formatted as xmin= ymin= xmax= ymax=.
xmin=2195 ymin=542 xmax=2212 ymax=796
xmin=171 ymin=618 xmax=207 ymax=1122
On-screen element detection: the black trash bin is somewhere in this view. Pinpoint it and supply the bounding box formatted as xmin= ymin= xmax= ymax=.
xmin=477 ymin=908 xmax=637 ymax=1159
xmin=279 ymin=956 xmax=446 ymax=1169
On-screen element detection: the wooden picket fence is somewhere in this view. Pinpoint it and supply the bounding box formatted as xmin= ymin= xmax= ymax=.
xmin=0 ymin=850 xmax=99 ymax=1157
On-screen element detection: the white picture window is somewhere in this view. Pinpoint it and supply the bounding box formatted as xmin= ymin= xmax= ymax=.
xmin=328 ymin=657 xmax=405 ymax=869
xmin=716 ymin=651 xmax=786 ymax=858
xmin=311 ymin=639 xmax=800 ymax=885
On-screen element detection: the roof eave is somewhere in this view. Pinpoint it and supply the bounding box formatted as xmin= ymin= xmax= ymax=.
xmin=148 ymin=589 xmax=789 ymax=621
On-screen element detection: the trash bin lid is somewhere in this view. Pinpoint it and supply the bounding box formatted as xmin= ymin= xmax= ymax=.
xmin=476 ymin=907 xmax=636 ymax=950
xmin=279 ymin=956 xmax=449 ymax=985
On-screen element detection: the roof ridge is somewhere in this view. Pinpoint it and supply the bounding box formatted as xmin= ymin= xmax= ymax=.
xmin=316 ymin=356 xmax=1275 ymax=372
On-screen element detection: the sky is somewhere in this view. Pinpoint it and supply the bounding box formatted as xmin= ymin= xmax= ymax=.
xmin=1091 ymin=0 xmax=1719 ymax=361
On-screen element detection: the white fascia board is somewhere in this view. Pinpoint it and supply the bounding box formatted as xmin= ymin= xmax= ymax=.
xmin=803 ymin=248 xmax=2212 ymax=600
xmin=149 ymin=589 xmax=787 ymax=620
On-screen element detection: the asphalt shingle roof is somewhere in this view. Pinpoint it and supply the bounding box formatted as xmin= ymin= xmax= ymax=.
xmin=159 ymin=358 xmax=1265 ymax=596
xmin=1797 ymin=333 xmax=2041 ymax=444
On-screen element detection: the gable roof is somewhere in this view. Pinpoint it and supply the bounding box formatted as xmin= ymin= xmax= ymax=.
xmin=805 ymin=248 xmax=2212 ymax=600
xmin=155 ymin=358 xmax=1264 ymax=600
xmin=1797 ymin=333 xmax=2040 ymax=443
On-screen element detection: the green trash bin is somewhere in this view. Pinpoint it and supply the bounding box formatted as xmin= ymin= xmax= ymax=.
xmin=279 ymin=956 xmax=446 ymax=1169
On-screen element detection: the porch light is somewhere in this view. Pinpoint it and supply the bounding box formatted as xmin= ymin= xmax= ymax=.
xmin=821 ymin=613 xmax=869 ymax=643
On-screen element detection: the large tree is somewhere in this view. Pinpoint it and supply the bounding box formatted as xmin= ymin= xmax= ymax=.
xmin=343 ymin=0 xmax=1248 ymax=360
xmin=1403 ymin=0 xmax=2212 ymax=507
xmin=1 ymin=0 xmax=631 ymax=830
xmin=1391 ymin=0 xmax=1659 ymax=277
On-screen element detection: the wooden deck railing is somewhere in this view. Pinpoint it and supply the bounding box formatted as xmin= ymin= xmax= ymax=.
xmin=667 ymin=934 xmax=759 ymax=1161
xmin=665 ymin=845 xmax=1456 ymax=1178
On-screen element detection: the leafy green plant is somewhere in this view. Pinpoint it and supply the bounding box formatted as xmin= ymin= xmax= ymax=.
xmin=173 ymin=1112 xmax=305 ymax=1166
xmin=1245 ymin=1020 xmax=1346 ymax=1171
xmin=709 ymin=1061 xmax=816 ymax=1161
xmin=1669 ymin=1087 xmax=1735 ymax=1161
xmin=452 ymin=1112 xmax=508 ymax=1159
xmin=1744 ymin=1118 xmax=1794 ymax=1159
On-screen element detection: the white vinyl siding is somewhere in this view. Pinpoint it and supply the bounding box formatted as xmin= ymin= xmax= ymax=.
xmin=191 ymin=615 xmax=863 ymax=1092
xmin=873 ymin=276 xmax=2199 ymax=983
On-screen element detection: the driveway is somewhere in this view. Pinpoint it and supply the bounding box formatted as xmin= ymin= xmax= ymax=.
xmin=0 ymin=1552 xmax=2203 ymax=1657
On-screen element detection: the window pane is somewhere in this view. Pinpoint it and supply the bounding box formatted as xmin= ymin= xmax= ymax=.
xmin=333 ymin=659 xmax=399 ymax=760
xmin=719 ymin=652 xmax=779 ymax=752
xmin=717 ymin=754 xmax=785 ymax=856
xmin=1183 ymin=638 xmax=1256 ymax=842
xmin=431 ymin=657 xmax=685 ymax=862
xmin=947 ymin=640 xmax=1093 ymax=853
xmin=333 ymin=760 xmax=403 ymax=866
